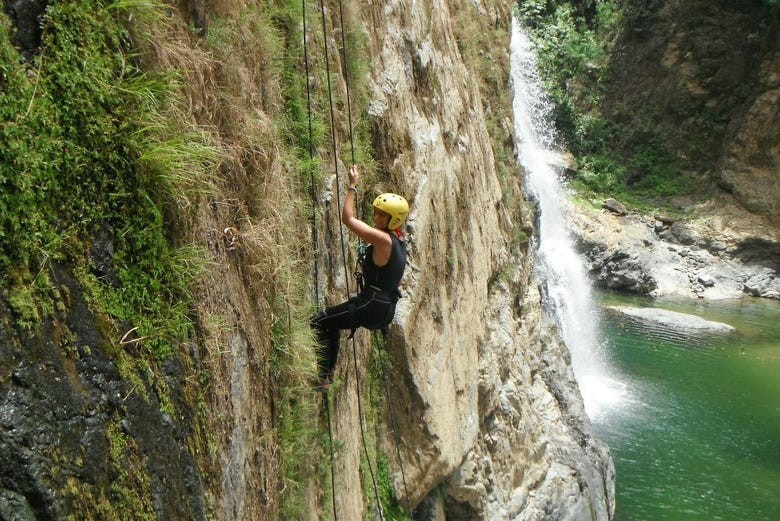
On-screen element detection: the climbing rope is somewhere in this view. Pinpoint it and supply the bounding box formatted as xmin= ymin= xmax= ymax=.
xmin=378 ymin=337 xmax=414 ymax=518
xmin=303 ymin=0 xmax=337 ymax=518
xmin=310 ymin=0 xmax=384 ymax=518
xmin=351 ymin=340 xmax=385 ymax=520
xmin=318 ymin=0 xmax=352 ymax=295
xmin=336 ymin=0 xmax=357 ymax=167
xmin=306 ymin=0 xmax=414 ymax=517
xmin=303 ymin=0 xmax=320 ymax=309
xmin=336 ymin=0 xmax=369 ymax=265
xmin=324 ymin=395 xmax=339 ymax=521
xmin=327 ymin=0 xmax=385 ymax=514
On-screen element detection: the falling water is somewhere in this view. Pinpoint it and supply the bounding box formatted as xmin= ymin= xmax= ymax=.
xmin=509 ymin=17 xmax=627 ymax=419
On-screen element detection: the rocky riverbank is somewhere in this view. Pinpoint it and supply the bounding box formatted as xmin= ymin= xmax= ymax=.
xmin=570 ymin=193 xmax=780 ymax=300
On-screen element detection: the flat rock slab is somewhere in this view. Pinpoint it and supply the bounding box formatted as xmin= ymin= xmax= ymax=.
xmin=606 ymin=306 xmax=736 ymax=333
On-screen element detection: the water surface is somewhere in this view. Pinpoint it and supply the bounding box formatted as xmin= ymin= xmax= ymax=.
xmin=508 ymin=17 xmax=780 ymax=519
xmin=593 ymin=294 xmax=780 ymax=521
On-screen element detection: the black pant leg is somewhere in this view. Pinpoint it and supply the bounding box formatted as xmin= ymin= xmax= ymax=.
xmin=311 ymin=298 xmax=361 ymax=380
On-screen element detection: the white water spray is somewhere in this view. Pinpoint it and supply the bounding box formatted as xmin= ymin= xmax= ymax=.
xmin=510 ymin=17 xmax=628 ymax=419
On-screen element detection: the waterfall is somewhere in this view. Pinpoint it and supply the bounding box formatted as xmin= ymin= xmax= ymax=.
xmin=509 ymin=17 xmax=627 ymax=419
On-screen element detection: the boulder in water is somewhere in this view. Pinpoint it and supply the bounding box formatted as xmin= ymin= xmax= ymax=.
xmin=606 ymin=306 xmax=736 ymax=333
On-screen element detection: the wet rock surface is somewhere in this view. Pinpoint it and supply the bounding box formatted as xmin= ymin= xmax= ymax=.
xmin=605 ymin=306 xmax=736 ymax=333
xmin=2 ymin=0 xmax=46 ymax=59
xmin=0 ymin=265 xmax=206 ymax=520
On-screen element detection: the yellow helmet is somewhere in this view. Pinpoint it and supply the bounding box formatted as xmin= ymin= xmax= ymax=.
xmin=372 ymin=193 xmax=409 ymax=229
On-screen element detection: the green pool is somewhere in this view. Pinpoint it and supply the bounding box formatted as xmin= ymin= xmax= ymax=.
xmin=592 ymin=294 xmax=780 ymax=521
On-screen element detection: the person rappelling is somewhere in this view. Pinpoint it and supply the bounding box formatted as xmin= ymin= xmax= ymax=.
xmin=311 ymin=164 xmax=410 ymax=392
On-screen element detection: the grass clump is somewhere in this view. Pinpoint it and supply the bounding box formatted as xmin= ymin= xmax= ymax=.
xmin=0 ymin=1 xmax=212 ymax=358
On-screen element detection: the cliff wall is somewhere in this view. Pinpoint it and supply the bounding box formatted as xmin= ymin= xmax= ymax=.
xmin=607 ymin=0 xmax=780 ymax=225
xmin=0 ymin=0 xmax=614 ymax=520
xmin=319 ymin=0 xmax=614 ymax=518
xmin=552 ymin=0 xmax=778 ymax=234
xmin=558 ymin=0 xmax=780 ymax=302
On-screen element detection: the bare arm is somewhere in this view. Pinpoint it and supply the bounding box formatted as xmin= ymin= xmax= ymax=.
xmin=342 ymin=166 xmax=392 ymax=256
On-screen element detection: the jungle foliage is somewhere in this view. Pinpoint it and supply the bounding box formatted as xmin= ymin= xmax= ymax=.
xmin=516 ymin=0 xmax=780 ymax=209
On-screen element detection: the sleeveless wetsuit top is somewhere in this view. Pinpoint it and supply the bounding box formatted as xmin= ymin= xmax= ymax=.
xmin=363 ymin=233 xmax=407 ymax=293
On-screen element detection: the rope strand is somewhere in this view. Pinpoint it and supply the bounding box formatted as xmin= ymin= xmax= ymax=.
xmin=352 ymin=338 xmax=385 ymax=520
xmin=334 ymin=0 xmax=385 ymax=515
xmin=318 ymin=1 xmax=384 ymax=518
xmin=379 ymin=343 xmax=413 ymax=518
xmin=337 ymin=0 xmax=356 ymax=166
xmin=319 ymin=0 xmax=352 ymax=295
xmin=303 ymin=0 xmax=320 ymax=308
xmin=304 ymin=2 xmax=337 ymax=518
xmin=325 ymin=395 xmax=339 ymax=521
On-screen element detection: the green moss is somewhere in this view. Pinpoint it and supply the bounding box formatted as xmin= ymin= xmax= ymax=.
xmin=3 ymin=267 xmax=59 ymax=327
xmin=101 ymin=419 xmax=156 ymax=520
xmin=377 ymin=455 xmax=413 ymax=521
xmin=7 ymin=284 xmax=41 ymax=326
xmin=56 ymin=419 xmax=156 ymax=520
xmin=1 ymin=5 xmax=216 ymax=515
xmin=1 ymin=0 xmax=210 ymax=362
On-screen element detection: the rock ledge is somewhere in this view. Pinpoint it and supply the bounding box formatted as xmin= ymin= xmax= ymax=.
xmin=606 ymin=306 xmax=736 ymax=333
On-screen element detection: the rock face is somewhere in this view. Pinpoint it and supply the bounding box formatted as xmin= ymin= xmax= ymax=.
xmin=606 ymin=306 xmax=736 ymax=334
xmin=601 ymin=0 xmax=780 ymax=228
xmin=1 ymin=0 xmax=46 ymax=58
xmin=573 ymin=201 xmax=780 ymax=300
xmin=440 ymin=280 xmax=614 ymax=520
xmin=330 ymin=0 xmax=616 ymax=518
xmin=0 ymin=267 xmax=206 ymax=520
xmin=718 ymin=85 xmax=780 ymax=224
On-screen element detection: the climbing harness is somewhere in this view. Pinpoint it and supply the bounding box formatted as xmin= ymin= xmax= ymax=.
xmin=354 ymin=241 xmax=367 ymax=293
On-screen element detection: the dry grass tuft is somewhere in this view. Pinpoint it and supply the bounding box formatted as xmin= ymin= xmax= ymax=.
xmin=126 ymin=0 xmax=330 ymax=517
xmin=121 ymin=0 xmax=390 ymax=515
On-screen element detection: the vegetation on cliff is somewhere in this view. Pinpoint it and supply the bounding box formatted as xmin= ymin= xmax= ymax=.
xmin=0 ymin=0 xmax=423 ymax=517
xmin=1 ymin=0 xmax=315 ymax=517
xmin=1 ymin=1 xmax=218 ymax=516
xmin=517 ymin=0 xmax=780 ymax=210
xmin=0 ymin=1 xmax=204 ymax=342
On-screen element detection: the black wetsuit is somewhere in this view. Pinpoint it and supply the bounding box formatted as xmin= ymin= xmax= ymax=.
xmin=312 ymin=232 xmax=407 ymax=380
